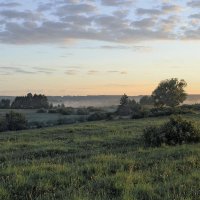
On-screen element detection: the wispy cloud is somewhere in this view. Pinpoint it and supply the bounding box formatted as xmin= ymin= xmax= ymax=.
xmin=0 ymin=66 xmax=56 ymax=75
xmin=87 ymin=70 xmax=99 ymax=75
xmin=65 ymin=69 xmax=79 ymax=75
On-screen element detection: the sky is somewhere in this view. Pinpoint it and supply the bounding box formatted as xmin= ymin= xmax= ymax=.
xmin=0 ymin=0 xmax=200 ymax=96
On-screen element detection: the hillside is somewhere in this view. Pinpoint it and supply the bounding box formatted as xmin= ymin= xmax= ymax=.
xmin=0 ymin=116 xmax=200 ymax=200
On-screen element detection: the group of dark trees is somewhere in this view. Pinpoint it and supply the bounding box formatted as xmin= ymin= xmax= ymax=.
xmin=1 ymin=93 xmax=49 ymax=109
xmin=117 ymin=94 xmax=141 ymax=117
xmin=117 ymin=78 xmax=188 ymax=117
xmin=0 ymin=111 xmax=27 ymax=132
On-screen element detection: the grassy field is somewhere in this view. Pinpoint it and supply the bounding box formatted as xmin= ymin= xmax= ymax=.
xmin=0 ymin=115 xmax=200 ymax=200
xmin=0 ymin=109 xmax=87 ymax=125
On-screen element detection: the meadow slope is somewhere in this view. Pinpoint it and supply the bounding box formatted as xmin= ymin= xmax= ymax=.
xmin=0 ymin=116 xmax=200 ymax=200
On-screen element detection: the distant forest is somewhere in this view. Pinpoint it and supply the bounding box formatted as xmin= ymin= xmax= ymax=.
xmin=0 ymin=93 xmax=49 ymax=109
xmin=0 ymin=94 xmax=200 ymax=108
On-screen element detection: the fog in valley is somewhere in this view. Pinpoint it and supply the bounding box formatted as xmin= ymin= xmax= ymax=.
xmin=1 ymin=95 xmax=200 ymax=108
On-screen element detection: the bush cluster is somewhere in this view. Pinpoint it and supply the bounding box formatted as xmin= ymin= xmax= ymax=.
xmin=48 ymin=107 xmax=103 ymax=116
xmin=143 ymin=116 xmax=200 ymax=147
xmin=88 ymin=112 xmax=107 ymax=121
xmin=0 ymin=111 xmax=27 ymax=132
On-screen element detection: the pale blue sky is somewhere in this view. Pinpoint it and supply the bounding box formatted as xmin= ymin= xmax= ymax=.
xmin=0 ymin=0 xmax=200 ymax=95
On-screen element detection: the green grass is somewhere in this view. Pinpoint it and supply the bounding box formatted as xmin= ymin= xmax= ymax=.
xmin=0 ymin=109 xmax=86 ymax=124
xmin=0 ymin=115 xmax=200 ymax=200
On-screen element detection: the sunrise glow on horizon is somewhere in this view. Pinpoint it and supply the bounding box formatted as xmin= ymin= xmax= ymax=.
xmin=0 ymin=0 xmax=200 ymax=96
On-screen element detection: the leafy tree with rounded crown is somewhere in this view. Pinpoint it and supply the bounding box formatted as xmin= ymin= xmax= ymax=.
xmin=152 ymin=78 xmax=187 ymax=108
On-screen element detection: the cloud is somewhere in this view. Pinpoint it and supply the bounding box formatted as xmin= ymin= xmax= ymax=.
xmin=65 ymin=69 xmax=79 ymax=75
xmin=0 ymin=2 xmax=21 ymax=7
xmin=0 ymin=0 xmax=199 ymax=44
xmin=136 ymin=4 xmax=182 ymax=16
xmin=159 ymin=16 xmax=180 ymax=32
xmin=55 ymin=3 xmax=96 ymax=16
xmin=101 ymin=0 xmax=134 ymax=7
xmin=0 ymin=10 xmax=41 ymax=20
xmin=189 ymin=13 xmax=200 ymax=19
xmin=120 ymin=71 xmax=128 ymax=75
xmin=161 ymin=4 xmax=182 ymax=13
xmin=107 ymin=70 xmax=128 ymax=75
xmin=187 ymin=1 xmax=200 ymax=7
xmin=136 ymin=8 xmax=162 ymax=16
xmin=100 ymin=45 xmax=131 ymax=49
xmin=0 ymin=66 xmax=55 ymax=75
xmin=132 ymin=17 xmax=156 ymax=29
xmin=87 ymin=70 xmax=99 ymax=75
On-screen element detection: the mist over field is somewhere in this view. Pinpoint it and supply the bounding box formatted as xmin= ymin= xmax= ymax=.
xmin=1 ymin=95 xmax=200 ymax=108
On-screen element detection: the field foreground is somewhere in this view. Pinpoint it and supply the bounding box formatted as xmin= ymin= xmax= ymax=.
xmin=0 ymin=116 xmax=200 ymax=200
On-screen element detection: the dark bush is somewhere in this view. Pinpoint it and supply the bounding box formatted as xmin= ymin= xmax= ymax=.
xmin=29 ymin=121 xmax=46 ymax=129
xmin=88 ymin=112 xmax=107 ymax=121
xmin=58 ymin=107 xmax=75 ymax=115
xmin=162 ymin=116 xmax=200 ymax=145
xmin=132 ymin=112 xmax=145 ymax=119
xmin=5 ymin=111 xmax=28 ymax=131
xmin=148 ymin=107 xmax=176 ymax=117
xmin=181 ymin=104 xmax=200 ymax=111
xmin=37 ymin=108 xmax=47 ymax=113
xmin=143 ymin=116 xmax=200 ymax=147
xmin=147 ymin=107 xmax=193 ymax=118
xmin=87 ymin=106 xmax=102 ymax=112
xmin=48 ymin=109 xmax=58 ymax=114
xmin=0 ymin=117 xmax=8 ymax=132
xmin=76 ymin=108 xmax=90 ymax=115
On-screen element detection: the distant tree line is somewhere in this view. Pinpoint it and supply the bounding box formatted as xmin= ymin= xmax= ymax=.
xmin=0 ymin=93 xmax=50 ymax=109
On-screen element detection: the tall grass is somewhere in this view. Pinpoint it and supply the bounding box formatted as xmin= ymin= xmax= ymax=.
xmin=0 ymin=116 xmax=200 ymax=199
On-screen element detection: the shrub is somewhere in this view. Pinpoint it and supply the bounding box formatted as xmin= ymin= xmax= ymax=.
xmin=5 ymin=111 xmax=28 ymax=131
xmin=146 ymin=107 xmax=193 ymax=118
xmin=0 ymin=117 xmax=8 ymax=132
xmin=76 ymin=108 xmax=89 ymax=115
xmin=37 ymin=108 xmax=47 ymax=113
xmin=87 ymin=106 xmax=102 ymax=112
xmin=162 ymin=116 xmax=200 ymax=145
xmin=143 ymin=116 xmax=200 ymax=147
xmin=0 ymin=111 xmax=28 ymax=132
xmin=58 ymin=107 xmax=75 ymax=115
xmin=48 ymin=109 xmax=58 ymax=114
xmin=88 ymin=112 xmax=107 ymax=121
xmin=181 ymin=104 xmax=200 ymax=111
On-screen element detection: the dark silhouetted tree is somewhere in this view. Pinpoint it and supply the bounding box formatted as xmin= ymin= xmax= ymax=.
xmin=120 ymin=93 xmax=129 ymax=106
xmin=117 ymin=94 xmax=141 ymax=116
xmin=152 ymin=78 xmax=187 ymax=108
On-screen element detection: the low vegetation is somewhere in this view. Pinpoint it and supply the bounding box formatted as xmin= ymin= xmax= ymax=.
xmin=0 ymin=111 xmax=27 ymax=131
xmin=143 ymin=116 xmax=200 ymax=147
xmin=0 ymin=116 xmax=200 ymax=199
